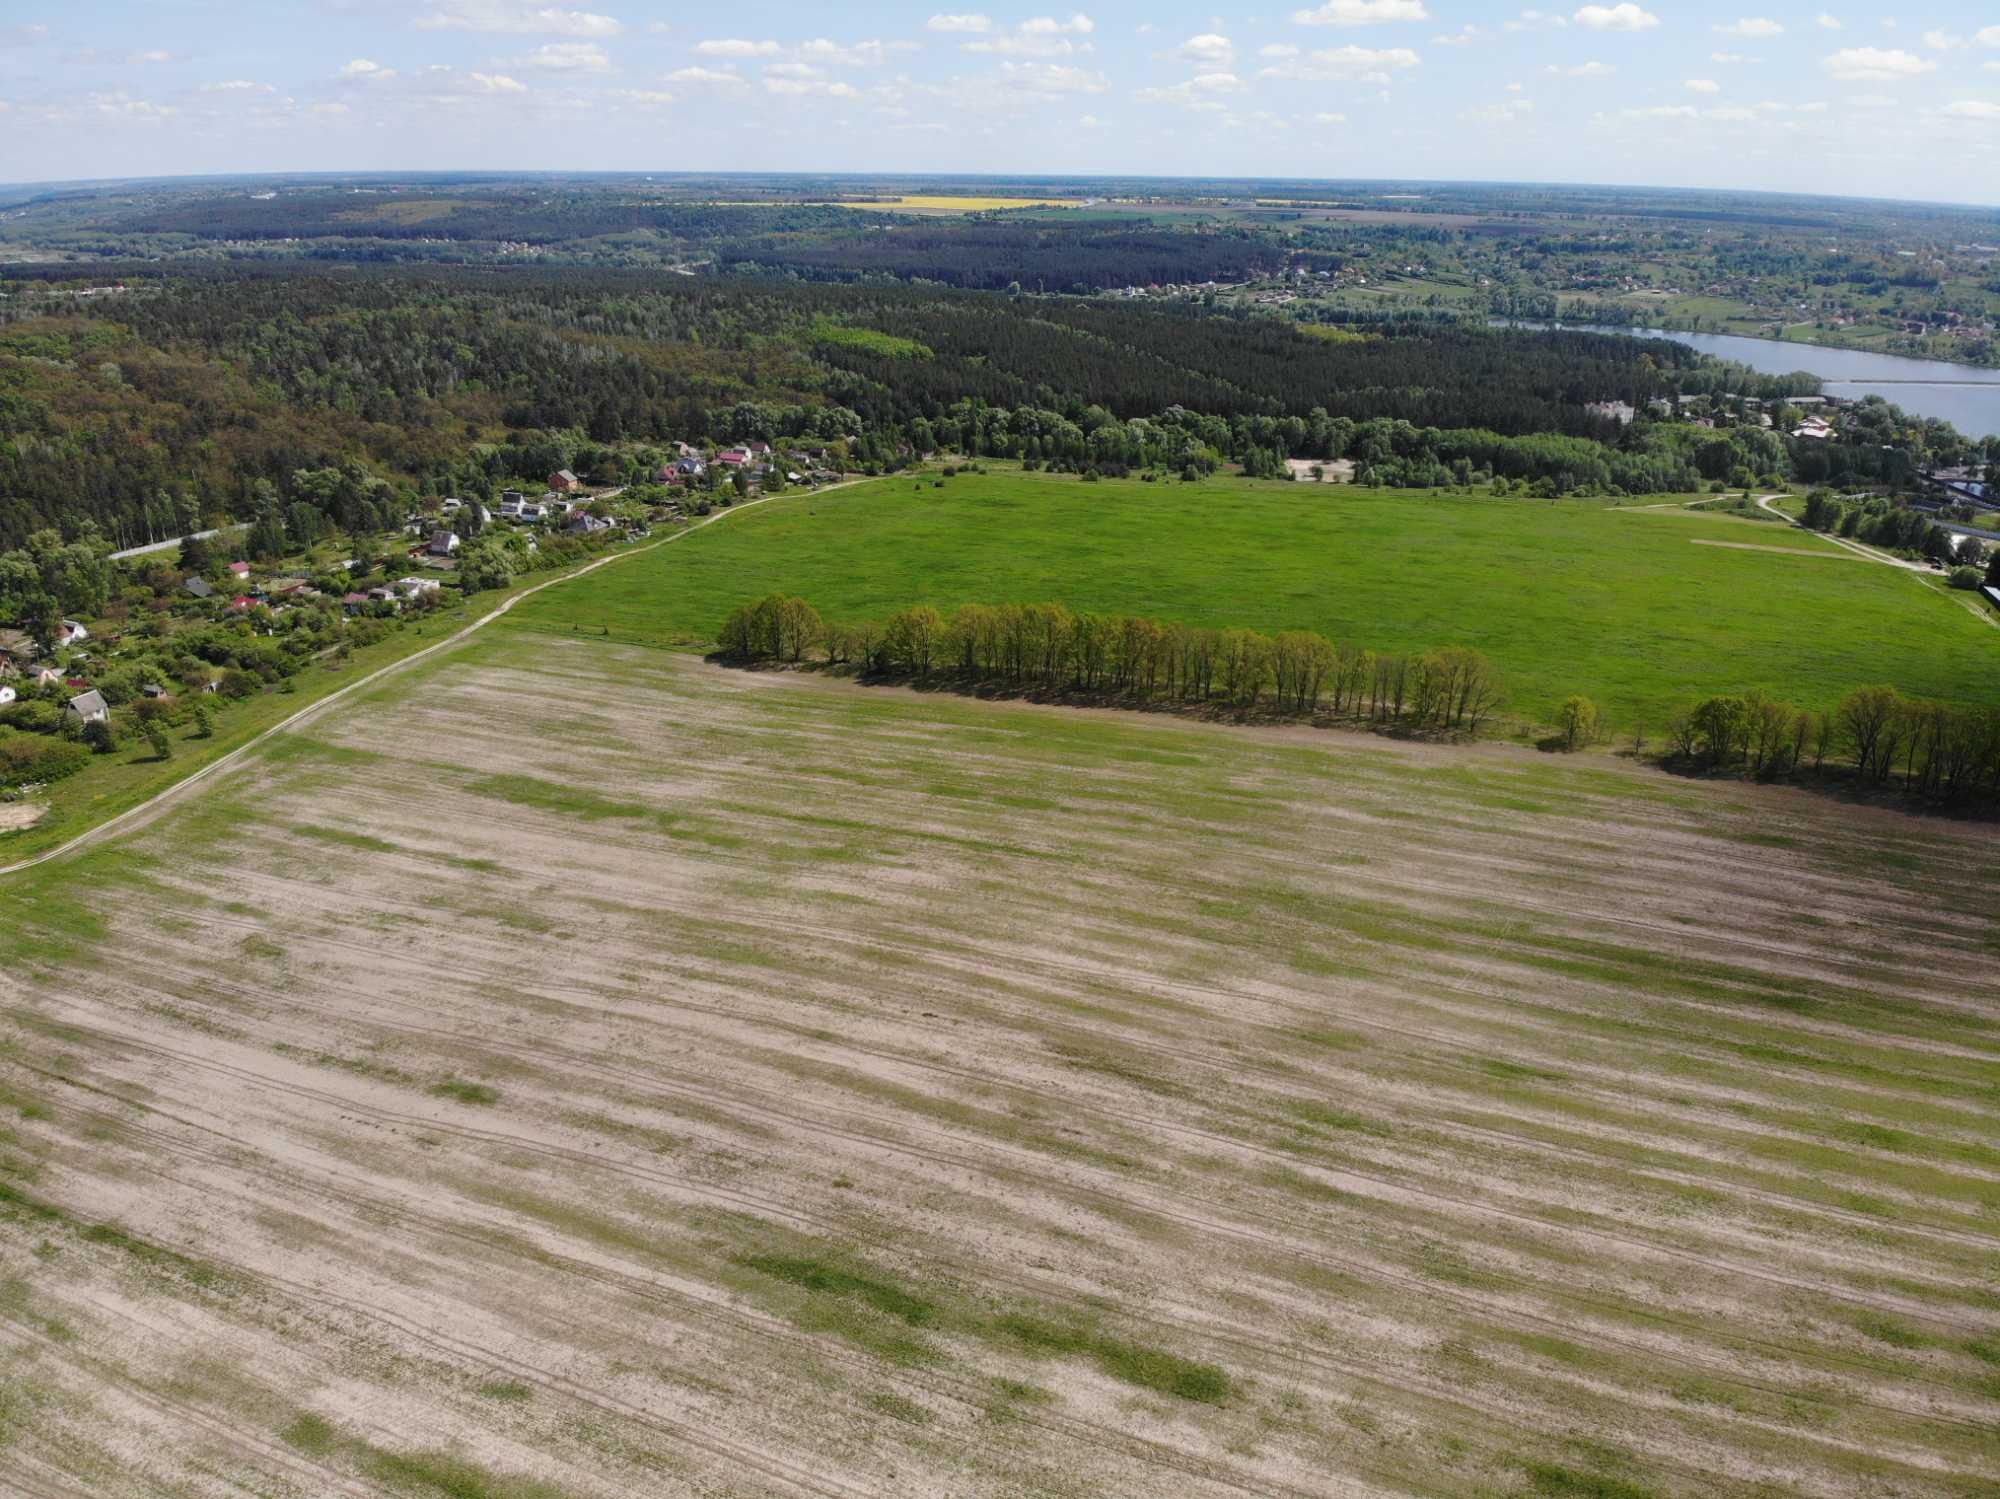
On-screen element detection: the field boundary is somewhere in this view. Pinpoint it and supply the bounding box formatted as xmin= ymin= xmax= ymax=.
xmin=0 ymin=482 xmax=860 ymax=880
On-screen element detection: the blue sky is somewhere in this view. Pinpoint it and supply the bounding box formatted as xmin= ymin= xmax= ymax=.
xmin=3 ymin=3 xmax=1999 ymax=201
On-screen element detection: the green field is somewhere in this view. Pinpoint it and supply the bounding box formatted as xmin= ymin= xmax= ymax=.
xmin=507 ymin=470 xmax=1999 ymax=732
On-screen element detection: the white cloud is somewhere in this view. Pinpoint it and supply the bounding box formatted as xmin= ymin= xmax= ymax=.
xmin=1940 ymin=99 xmax=2000 ymax=119
xmin=667 ymin=66 xmax=745 ymax=87
xmin=964 ymin=13 xmax=1096 ymax=57
xmin=64 ymin=48 xmax=182 ymax=65
xmin=1077 ymin=111 xmax=1105 ymax=126
xmin=994 ymin=60 xmax=1109 ymax=92
xmin=1261 ymin=42 xmax=1301 ymax=57
xmin=1504 ymin=9 xmax=1568 ymax=31
xmin=1815 ymin=12 xmax=1843 ymax=29
xmin=764 ymin=76 xmax=861 ymax=97
xmin=1435 ymin=25 xmax=1486 ymax=46
xmin=1177 ymin=33 xmax=1235 ymax=65
xmin=1261 ymin=43 xmax=1421 ymax=82
xmin=201 ymin=79 xmax=276 ymax=93
xmin=1822 ymin=46 xmax=1935 ymax=80
xmin=414 ymin=1 xmax=621 ymax=38
xmin=0 ymin=23 xmax=50 ymax=45
xmin=1601 ymin=103 xmax=1699 ymax=119
xmin=89 ymin=91 xmax=179 ymax=121
xmin=695 ymin=39 xmax=781 ymax=57
xmin=799 ymin=38 xmax=918 ymax=67
xmin=516 ymin=42 xmax=609 ymax=70
xmin=1464 ymin=97 xmax=1534 ymax=124
xmin=765 ymin=62 xmax=822 ymax=78
xmin=1685 ymin=77 xmax=1720 ymax=92
xmin=1714 ymin=18 xmax=1783 ymax=39
xmin=337 ymin=58 xmax=397 ymax=80
xmin=1574 ymin=4 xmax=1658 ymax=31
xmin=1978 ymin=26 xmax=2000 ymax=46
xmin=1710 ymin=51 xmax=1747 ymax=62
xmin=926 ymin=13 xmax=993 ymax=32
xmin=1546 ymin=59 xmax=1614 ymax=76
xmin=1291 ymin=0 xmax=1429 ymax=23
xmin=469 ymin=71 xmax=526 ymax=92
xmin=1311 ymin=109 xmax=1349 ymax=122
xmin=1136 ymin=70 xmax=1245 ymax=106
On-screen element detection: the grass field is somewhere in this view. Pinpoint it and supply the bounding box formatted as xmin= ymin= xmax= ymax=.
xmin=506 ymin=469 xmax=1999 ymax=732
xmin=3 ymin=633 xmax=1997 ymax=1498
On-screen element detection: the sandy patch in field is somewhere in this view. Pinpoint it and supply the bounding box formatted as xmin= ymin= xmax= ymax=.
xmin=0 ymin=800 xmax=46 ymax=833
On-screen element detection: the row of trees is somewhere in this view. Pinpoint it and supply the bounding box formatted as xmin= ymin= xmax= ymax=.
xmin=1659 ymin=684 xmax=2000 ymax=803
xmin=719 ymin=594 xmax=1504 ymax=732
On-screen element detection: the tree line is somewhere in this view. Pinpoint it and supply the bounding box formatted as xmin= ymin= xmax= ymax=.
xmin=719 ymin=594 xmax=1503 ymax=734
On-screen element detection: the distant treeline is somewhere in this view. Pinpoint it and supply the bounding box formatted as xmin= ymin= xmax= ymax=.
xmin=2 ymin=265 xmax=1989 ymax=554
xmin=718 ymin=594 xmax=1504 ymax=734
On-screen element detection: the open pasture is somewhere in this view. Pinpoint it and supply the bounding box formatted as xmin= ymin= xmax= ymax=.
xmin=508 ymin=470 xmax=2000 ymax=731
xmin=2 ymin=633 xmax=1998 ymax=1497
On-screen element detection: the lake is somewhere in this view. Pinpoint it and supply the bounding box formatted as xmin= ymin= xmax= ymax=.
xmin=1502 ymin=321 xmax=2000 ymax=439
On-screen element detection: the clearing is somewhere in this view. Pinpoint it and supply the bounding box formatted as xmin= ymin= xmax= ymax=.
xmin=506 ymin=468 xmax=2000 ymax=730
xmin=2 ymin=630 xmax=1997 ymax=1498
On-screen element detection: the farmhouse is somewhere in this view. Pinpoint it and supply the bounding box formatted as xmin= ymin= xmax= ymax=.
xmin=58 ymin=620 xmax=89 ymax=646
xmin=549 ymin=469 xmax=581 ymax=493
xmin=183 ymin=576 xmax=215 ymax=599
xmin=429 ymin=530 xmax=461 ymax=556
xmin=64 ymin=689 xmax=108 ymax=725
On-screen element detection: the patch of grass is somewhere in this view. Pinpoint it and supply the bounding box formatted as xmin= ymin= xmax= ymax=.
xmin=280 ymin=1411 xmax=339 ymax=1456
xmin=429 ymin=1079 xmax=500 ymax=1106
xmin=1524 ymin=1462 xmax=1658 ymax=1499
xmin=476 ymin=1380 xmax=535 ymax=1402
xmin=464 ymin=774 xmax=652 ymax=823
xmin=1854 ymin=1314 xmax=1926 ymax=1349
xmin=736 ymin=1253 xmax=938 ymax=1326
xmin=497 ymin=468 xmax=2000 ymax=729
xmin=363 ymin=1446 xmax=568 ymax=1499
xmin=866 ymin=1390 xmax=931 ymax=1425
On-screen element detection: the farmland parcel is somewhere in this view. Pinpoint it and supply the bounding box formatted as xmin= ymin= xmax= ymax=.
xmin=2 ymin=626 xmax=1995 ymax=1499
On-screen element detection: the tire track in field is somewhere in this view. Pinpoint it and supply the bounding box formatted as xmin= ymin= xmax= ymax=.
xmin=18 ymin=1083 xmax=1405 ymax=1499
xmin=153 ymin=892 xmax=2000 ymax=1261
xmin=17 ymin=1009 xmax=1995 ymax=1454
xmin=0 ymin=1314 xmax=386 ymax=1499
xmin=22 ymin=1066 xmax=1955 ymax=1499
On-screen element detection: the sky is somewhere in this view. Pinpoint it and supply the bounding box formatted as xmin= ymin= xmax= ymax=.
xmin=3 ymin=3 xmax=2000 ymax=202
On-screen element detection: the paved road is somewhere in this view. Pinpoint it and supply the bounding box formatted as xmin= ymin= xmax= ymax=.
xmin=0 ymin=483 xmax=851 ymax=880
xmin=108 ymin=527 xmax=230 ymax=562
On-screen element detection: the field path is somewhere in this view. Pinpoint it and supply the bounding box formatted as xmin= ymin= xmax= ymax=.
xmin=0 ymin=481 xmax=859 ymax=881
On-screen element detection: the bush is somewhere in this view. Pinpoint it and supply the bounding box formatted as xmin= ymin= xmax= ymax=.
xmin=0 ymin=734 xmax=89 ymax=786
xmin=80 ymin=719 xmax=118 ymax=754
xmin=1555 ymin=696 xmax=1599 ymax=751
xmin=1948 ymin=566 xmax=1982 ymax=590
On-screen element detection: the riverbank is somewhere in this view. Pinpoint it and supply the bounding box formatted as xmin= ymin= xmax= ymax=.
xmin=1500 ymin=319 xmax=2000 ymax=436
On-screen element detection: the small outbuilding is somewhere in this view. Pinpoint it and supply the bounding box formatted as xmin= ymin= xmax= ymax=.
xmin=65 ymin=689 xmax=109 ymax=725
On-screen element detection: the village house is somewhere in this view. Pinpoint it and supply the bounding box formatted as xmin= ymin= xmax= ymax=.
xmin=65 ymin=689 xmax=109 ymax=725
xmin=429 ymin=529 xmax=461 ymax=556
xmin=548 ymin=469 xmax=581 ymax=493
xmin=0 ymin=685 xmax=14 ymax=707
xmin=393 ymin=575 xmax=441 ymax=599
xmin=57 ymin=620 xmax=89 ymax=646
xmin=183 ymin=576 xmax=215 ymax=599
xmin=227 ymin=561 xmax=251 ymax=580
xmin=565 ymin=512 xmax=616 ymax=535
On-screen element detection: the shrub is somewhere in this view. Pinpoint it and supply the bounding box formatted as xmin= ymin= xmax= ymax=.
xmin=0 ymin=734 xmax=89 ymax=786
xmin=80 ymin=719 xmax=118 ymax=755
xmin=1948 ymin=566 xmax=1982 ymax=590
xmin=1555 ymin=695 xmax=1599 ymax=752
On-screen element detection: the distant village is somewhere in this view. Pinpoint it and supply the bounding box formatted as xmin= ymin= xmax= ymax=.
xmin=0 ymin=438 xmax=849 ymax=765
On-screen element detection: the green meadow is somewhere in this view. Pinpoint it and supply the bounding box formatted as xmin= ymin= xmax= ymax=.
xmin=505 ymin=469 xmax=1999 ymax=731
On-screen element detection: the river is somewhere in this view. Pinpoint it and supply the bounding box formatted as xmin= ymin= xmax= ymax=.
xmin=1502 ymin=321 xmax=2000 ymax=438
